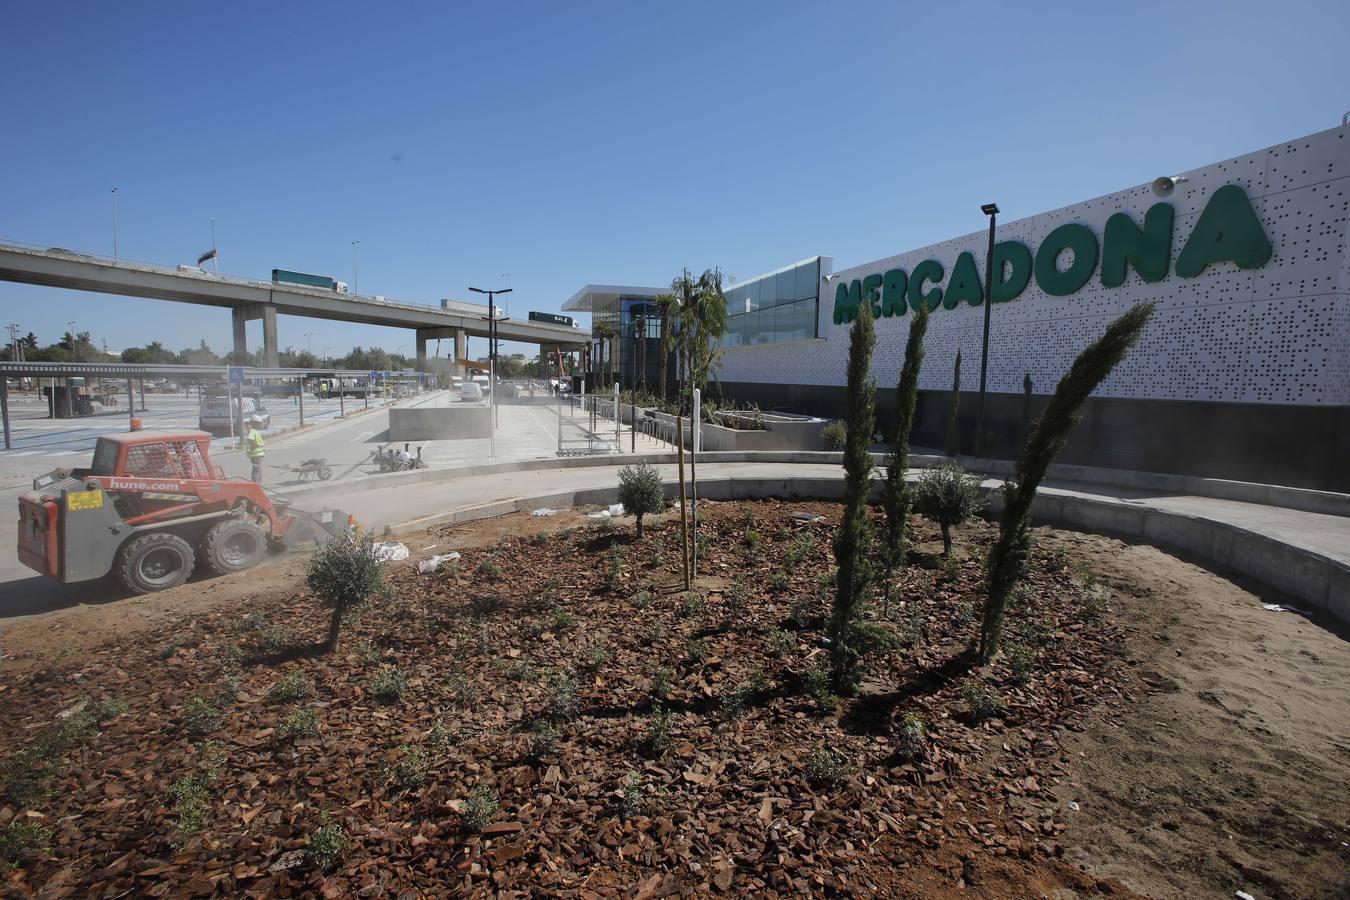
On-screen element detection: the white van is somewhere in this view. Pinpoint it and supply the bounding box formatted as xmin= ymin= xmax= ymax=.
xmin=198 ymin=396 xmax=270 ymax=434
xmin=460 ymin=382 xmax=483 ymax=402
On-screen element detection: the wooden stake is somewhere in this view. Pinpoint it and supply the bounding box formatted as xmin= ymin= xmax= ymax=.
xmin=677 ymin=415 xmax=690 ymax=589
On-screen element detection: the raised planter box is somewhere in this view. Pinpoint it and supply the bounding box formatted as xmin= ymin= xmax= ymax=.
xmin=639 ymin=408 xmax=828 ymax=452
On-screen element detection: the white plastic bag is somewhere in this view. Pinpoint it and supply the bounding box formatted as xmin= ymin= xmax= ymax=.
xmin=373 ymin=541 xmax=409 ymax=562
xmin=417 ymin=552 xmax=461 ymax=574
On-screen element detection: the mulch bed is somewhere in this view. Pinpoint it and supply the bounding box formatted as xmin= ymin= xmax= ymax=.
xmin=0 ymin=500 xmax=1142 ymax=897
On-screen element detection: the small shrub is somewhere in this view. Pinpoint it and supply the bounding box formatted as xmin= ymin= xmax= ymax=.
xmin=788 ymin=594 xmax=815 ymax=629
xmin=678 ymin=592 xmax=705 ymax=620
xmin=502 ymin=658 xmax=534 ymax=682
xmin=429 ymin=719 xmax=457 ymax=750
xmin=582 ymin=644 xmax=611 ymax=671
xmin=632 ymin=589 xmax=654 ymax=610
xmin=962 ymin=682 xmax=1005 ymax=720
xmin=182 ymin=697 xmax=222 ymax=737
xmin=166 ymin=772 xmax=215 ymax=847
xmin=460 ymin=786 xmax=498 ymax=833
xmin=477 ymin=559 xmax=503 ymax=582
xmin=281 ymin=706 xmax=319 ymax=738
xmin=822 ymin=419 xmax=846 ymax=451
xmin=267 ymin=671 xmax=313 ymax=705
xmin=650 ymin=665 xmax=673 ymax=699
xmin=806 ymin=747 xmax=850 ymax=787
xmin=769 ymin=571 xmax=790 ymax=593
xmin=158 ymin=638 xmax=186 ymax=660
xmin=445 ymin=672 xmax=472 ymax=706
xmin=252 ymin=624 xmax=292 ymax=656
xmin=721 ymin=671 xmax=766 ymax=719
xmin=900 ymin=601 xmax=927 ymax=646
xmin=355 ymin=641 xmax=381 ymax=666
xmin=913 ymin=463 xmax=984 ymax=558
xmin=684 ymin=638 xmax=708 ymax=666
xmin=551 ymin=608 xmax=576 ymax=631
xmin=641 ymin=621 xmax=666 ymax=646
xmin=724 ymin=580 xmax=749 ymax=624
xmin=617 ymin=462 xmax=665 ymax=539
xmin=548 ymin=671 xmax=579 ymax=721
xmin=804 ymin=666 xmax=837 ymax=713
xmin=766 ymin=627 xmax=793 ymax=657
xmin=642 ymin=706 xmax=675 ymax=757
xmin=605 ymin=547 xmax=625 ymax=592
xmin=1003 ymin=641 xmax=1036 ymax=683
xmin=940 ymin=555 xmax=961 ymax=584
xmin=1082 ymin=583 xmax=1110 ymax=622
xmin=0 ymin=819 xmax=52 ymax=865
xmin=614 ymin=772 xmax=646 ymax=820
xmin=784 ymin=533 xmax=816 ymax=567
xmin=895 ymin=713 xmax=926 ymax=760
xmin=370 ymin=668 xmax=408 ymax=704
xmin=385 ymin=744 xmax=431 ymax=791
xmin=526 ymin=719 xmax=560 ymax=760
xmin=91 ymin=698 xmax=127 ymax=722
xmin=305 ymin=821 xmax=346 ymax=870
xmin=954 ymin=601 xmax=976 ymax=626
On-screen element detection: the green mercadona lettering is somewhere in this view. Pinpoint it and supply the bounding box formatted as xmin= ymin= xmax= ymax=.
xmin=832 ymin=184 xmax=1273 ymax=324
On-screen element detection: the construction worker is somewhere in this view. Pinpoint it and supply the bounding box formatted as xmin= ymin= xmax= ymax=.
xmin=244 ymin=414 xmax=266 ymax=482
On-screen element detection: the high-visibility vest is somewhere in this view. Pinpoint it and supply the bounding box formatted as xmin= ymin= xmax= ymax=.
xmin=245 ymin=428 xmax=266 ymax=459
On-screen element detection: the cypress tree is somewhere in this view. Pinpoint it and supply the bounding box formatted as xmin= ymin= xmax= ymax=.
xmin=828 ymin=298 xmax=877 ymax=695
xmin=945 ymin=349 xmax=961 ymax=456
xmin=881 ymin=303 xmax=929 ymax=615
xmin=978 ymin=303 xmax=1155 ymax=662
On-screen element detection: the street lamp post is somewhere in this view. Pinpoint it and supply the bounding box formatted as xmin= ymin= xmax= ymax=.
xmin=111 ymin=188 xmax=119 ymax=261
xmin=469 ymin=286 xmax=512 ymax=458
xmin=974 ymin=202 xmax=999 ymax=458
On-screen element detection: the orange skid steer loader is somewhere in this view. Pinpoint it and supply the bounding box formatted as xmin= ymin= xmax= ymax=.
xmin=17 ymin=430 xmax=354 ymax=594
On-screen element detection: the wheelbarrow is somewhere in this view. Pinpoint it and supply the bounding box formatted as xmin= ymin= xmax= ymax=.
xmin=278 ymin=457 xmax=333 ymax=481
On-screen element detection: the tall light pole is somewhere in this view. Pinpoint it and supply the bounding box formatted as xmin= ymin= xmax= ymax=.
xmin=111 ymin=188 xmax=119 ymax=261
xmin=304 ymin=332 xmax=315 ymax=354
xmin=974 ymin=202 xmax=999 ymax=458
xmin=352 ymin=241 xmax=360 ymax=293
xmin=210 ymin=218 xmax=219 ymax=274
xmin=469 ymin=286 xmax=512 ymax=455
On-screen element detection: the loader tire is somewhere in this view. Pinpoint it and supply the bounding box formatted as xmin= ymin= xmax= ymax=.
xmin=117 ymin=532 xmax=196 ymax=594
xmin=200 ymin=520 xmax=267 ymax=576
xmin=318 ymin=466 xmax=332 ymax=481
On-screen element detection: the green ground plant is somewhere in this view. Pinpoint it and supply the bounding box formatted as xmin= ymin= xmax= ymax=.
xmin=306 ymin=532 xmax=387 ymax=653
xmin=617 ymin=462 xmax=665 ymax=539
xmin=913 ymin=463 xmax=983 ymax=558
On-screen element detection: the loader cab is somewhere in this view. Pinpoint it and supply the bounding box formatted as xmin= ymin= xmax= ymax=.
xmin=86 ymin=431 xmax=219 ymax=480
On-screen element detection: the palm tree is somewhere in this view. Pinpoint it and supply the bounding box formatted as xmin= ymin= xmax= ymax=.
xmin=593 ymin=321 xmax=617 ymax=387
xmin=653 ymin=293 xmax=677 ymax=403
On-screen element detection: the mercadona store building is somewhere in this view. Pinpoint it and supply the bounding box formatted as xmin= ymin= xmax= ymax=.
xmin=709 ymin=124 xmax=1349 ymax=492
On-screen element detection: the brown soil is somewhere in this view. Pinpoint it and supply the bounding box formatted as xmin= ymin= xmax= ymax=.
xmin=0 ymin=503 xmax=1344 ymax=899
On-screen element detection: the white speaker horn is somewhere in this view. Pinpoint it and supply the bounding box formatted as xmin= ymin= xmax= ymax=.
xmin=1151 ymin=175 xmax=1188 ymax=198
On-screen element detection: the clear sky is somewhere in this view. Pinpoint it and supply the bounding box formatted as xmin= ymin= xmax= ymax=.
xmin=3 ymin=0 xmax=1348 ymax=360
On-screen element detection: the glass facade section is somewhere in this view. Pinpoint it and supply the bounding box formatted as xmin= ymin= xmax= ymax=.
xmin=588 ymin=295 xmax=664 ymax=387
xmin=720 ymin=257 xmax=821 ymax=348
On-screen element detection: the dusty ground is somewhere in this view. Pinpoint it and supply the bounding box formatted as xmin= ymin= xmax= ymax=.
xmin=1039 ymin=530 xmax=1350 ymax=900
xmin=0 ymin=507 xmax=1346 ymax=898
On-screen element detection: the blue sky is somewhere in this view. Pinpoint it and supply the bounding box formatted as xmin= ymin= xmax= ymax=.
xmin=3 ymin=0 xmax=1348 ymax=359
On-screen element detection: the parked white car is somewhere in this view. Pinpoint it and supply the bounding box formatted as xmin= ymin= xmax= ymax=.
xmin=198 ymin=396 xmax=270 ymax=433
xmin=460 ymin=382 xmax=483 ymax=402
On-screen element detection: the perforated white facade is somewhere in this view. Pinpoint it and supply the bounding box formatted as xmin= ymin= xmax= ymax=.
xmin=716 ymin=125 xmax=1350 ymax=407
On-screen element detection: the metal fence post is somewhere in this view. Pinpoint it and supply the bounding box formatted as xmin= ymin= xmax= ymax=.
xmin=297 ymin=376 xmax=305 ymax=427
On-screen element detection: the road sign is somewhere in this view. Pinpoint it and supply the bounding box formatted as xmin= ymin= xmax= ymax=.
xmin=227 ymin=366 xmax=245 ymax=385
xmin=369 ymin=371 xmax=379 ymax=381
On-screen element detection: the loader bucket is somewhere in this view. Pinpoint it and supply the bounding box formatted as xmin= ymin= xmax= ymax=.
xmin=280 ymin=507 xmax=354 ymax=550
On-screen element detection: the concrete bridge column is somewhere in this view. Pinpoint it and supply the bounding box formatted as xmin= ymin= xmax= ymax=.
xmin=231 ymin=304 xmax=279 ymax=367
xmin=415 ymin=326 xmax=464 ymax=381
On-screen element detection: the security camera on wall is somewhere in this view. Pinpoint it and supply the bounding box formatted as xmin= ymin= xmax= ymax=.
xmin=1151 ymin=175 xmax=1189 ymax=198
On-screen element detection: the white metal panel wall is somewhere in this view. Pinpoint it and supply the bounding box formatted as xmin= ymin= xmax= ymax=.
xmin=716 ymin=126 xmax=1350 ymax=406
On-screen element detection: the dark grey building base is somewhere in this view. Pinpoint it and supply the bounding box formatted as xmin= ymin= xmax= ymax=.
xmin=715 ymin=381 xmax=1350 ymax=493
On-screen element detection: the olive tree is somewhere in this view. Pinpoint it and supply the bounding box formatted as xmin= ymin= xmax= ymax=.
xmin=913 ymin=463 xmax=984 ymax=558
xmin=979 ymin=303 xmax=1155 ymax=662
xmin=306 ymin=533 xmax=387 ymax=653
xmin=618 ymin=462 xmax=664 ymax=539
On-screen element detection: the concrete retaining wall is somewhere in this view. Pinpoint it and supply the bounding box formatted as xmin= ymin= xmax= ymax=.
xmin=391 ymin=474 xmax=1349 ymax=627
xmin=388 ymin=406 xmax=490 ymax=441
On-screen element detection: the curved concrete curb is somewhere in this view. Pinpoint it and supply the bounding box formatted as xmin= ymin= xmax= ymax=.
xmin=282 ymin=448 xmax=1350 ymax=519
xmin=390 ymin=474 xmax=1348 ymax=628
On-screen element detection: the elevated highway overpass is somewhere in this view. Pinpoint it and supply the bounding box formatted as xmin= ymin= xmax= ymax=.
xmin=0 ymin=243 xmax=586 ymax=367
